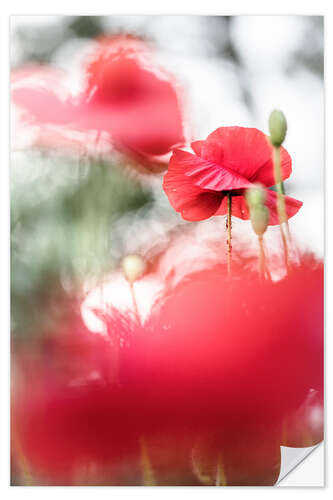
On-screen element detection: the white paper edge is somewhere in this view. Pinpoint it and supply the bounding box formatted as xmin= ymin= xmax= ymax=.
xmin=277 ymin=442 xmax=324 ymax=486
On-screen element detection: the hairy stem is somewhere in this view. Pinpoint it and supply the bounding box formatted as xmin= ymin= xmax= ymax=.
xmin=273 ymin=146 xmax=289 ymax=272
xmin=258 ymin=235 xmax=266 ymax=280
xmin=226 ymin=193 xmax=232 ymax=276
xmin=216 ymin=454 xmax=227 ymax=486
xmin=140 ymin=436 xmax=156 ymax=486
xmin=130 ymin=282 xmax=140 ymax=325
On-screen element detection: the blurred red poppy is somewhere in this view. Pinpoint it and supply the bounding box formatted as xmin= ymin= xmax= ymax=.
xmin=11 ymin=36 xmax=185 ymax=166
xmin=163 ymin=126 xmax=302 ymax=222
xmin=131 ymin=253 xmax=323 ymax=463
xmin=11 ymin=311 xmax=144 ymax=485
xmin=11 ymin=253 xmax=323 ymax=486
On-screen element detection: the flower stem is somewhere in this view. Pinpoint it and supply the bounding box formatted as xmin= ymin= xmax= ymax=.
xmin=129 ymin=282 xmax=141 ymax=325
xmin=216 ymin=454 xmax=227 ymax=486
xmin=258 ymin=235 xmax=266 ymax=280
xmin=273 ymin=146 xmax=289 ymax=272
xmin=226 ymin=192 xmax=232 ymax=276
xmin=140 ymin=436 xmax=156 ymax=485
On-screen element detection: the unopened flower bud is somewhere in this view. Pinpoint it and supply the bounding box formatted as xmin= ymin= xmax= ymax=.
xmin=269 ymin=110 xmax=287 ymax=147
xmin=122 ymin=255 xmax=146 ymax=283
xmin=246 ymin=184 xmax=266 ymax=209
xmin=250 ymin=206 xmax=269 ymax=236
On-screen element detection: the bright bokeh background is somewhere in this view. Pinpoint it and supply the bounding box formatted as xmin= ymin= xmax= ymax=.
xmin=10 ymin=16 xmax=324 ymax=334
xmin=10 ymin=16 xmax=324 ymax=487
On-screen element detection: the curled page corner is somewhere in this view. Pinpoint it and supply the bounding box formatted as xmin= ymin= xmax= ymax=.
xmin=277 ymin=442 xmax=323 ymax=485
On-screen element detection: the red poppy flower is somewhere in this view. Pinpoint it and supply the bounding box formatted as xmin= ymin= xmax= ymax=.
xmin=189 ymin=429 xmax=281 ymax=486
xmin=163 ymin=126 xmax=302 ymax=222
xmin=281 ymin=388 xmax=323 ymax=448
xmin=136 ymin=256 xmax=322 ymax=420
xmin=11 ymin=36 xmax=185 ymax=166
xmin=11 ymin=309 xmax=150 ymax=485
xmin=11 ymin=252 xmax=323 ymax=486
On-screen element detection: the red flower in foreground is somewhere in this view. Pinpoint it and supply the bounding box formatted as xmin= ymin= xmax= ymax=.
xmin=163 ymin=126 xmax=302 ymax=222
xmin=12 ymin=36 xmax=185 ymax=166
xmin=11 ymin=252 xmax=323 ymax=486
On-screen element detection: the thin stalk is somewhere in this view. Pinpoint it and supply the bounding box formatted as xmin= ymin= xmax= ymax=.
xmin=258 ymin=235 xmax=266 ymax=281
xmin=140 ymin=436 xmax=156 ymax=486
xmin=263 ymin=237 xmax=272 ymax=282
xmin=276 ymin=162 xmax=291 ymax=239
xmin=265 ymin=263 xmax=272 ymax=282
xmin=280 ymin=224 xmax=289 ymax=271
xmin=216 ymin=455 xmax=227 ymax=486
xmin=273 ymin=146 xmax=287 ymax=222
xmin=273 ymin=146 xmax=289 ymax=272
xmin=13 ymin=436 xmax=33 ymax=485
xmin=129 ymin=282 xmax=140 ymax=325
xmin=226 ymin=192 xmax=232 ymax=276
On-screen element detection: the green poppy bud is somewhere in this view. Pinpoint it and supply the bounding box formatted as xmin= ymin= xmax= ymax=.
xmin=122 ymin=255 xmax=146 ymax=283
xmin=269 ymin=109 xmax=287 ymax=147
xmin=246 ymin=184 xmax=266 ymax=209
xmin=250 ymin=206 xmax=269 ymax=236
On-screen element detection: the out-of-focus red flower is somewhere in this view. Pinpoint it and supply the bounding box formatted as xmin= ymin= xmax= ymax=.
xmin=281 ymin=388 xmax=323 ymax=448
xmin=131 ymin=254 xmax=323 ymax=450
xmin=83 ymin=36 xmax=185 ymax=159
xmin=189 ymin=429 xmax=281 ymax=486
xmin=11 ymin=313 xmax=129 ymax=485
xmin=163 ymin=126 xmax=302 ymax=222
xmin=11 ymin=252 xmax=323 ymax=486
xmin=11 ymin=36 xmax=185 ymax=167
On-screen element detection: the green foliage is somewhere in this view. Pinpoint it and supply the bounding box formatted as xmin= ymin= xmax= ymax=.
xmin=11 ymin=152 xmax=153 ymax=338
xmin=68 ymin=16 xmax=105 ymax=39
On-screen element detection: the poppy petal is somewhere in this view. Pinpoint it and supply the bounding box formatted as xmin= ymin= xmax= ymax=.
xmin=12 ymin=38 xmax=186 ymax=162
xmin=265 ymin=190 xmax=303 ymax=225
xmin=191 ymin=140 xmax=205 ymax=156
xmin=216 ymin=189 xmax=302 ymax=225
xmin=191 ymin=140 xmax=224 ymax=166
xmin=181 ymin=192 xmax=224 ymax=221
xmin=12 ymin=66 xmax=79 ymax=127
xmin=205 ymin=127 xmax=292 ymax=186
xmin=83 ymin=37 xmax=185 ymax=157
xmin=163 ymin=150 xmax=223 ymax=221
xmin=216 ymin=194 xmax=250 ymax=220
xmin=191 ymin=432 xmax=281 ymax=486
xmin=171 ymin=150 xmax=251 ymax=191
xmin=253 ymin=145 xmax=292 ymax=187
xmin=281 ymin=389 xmax=323 ymax=448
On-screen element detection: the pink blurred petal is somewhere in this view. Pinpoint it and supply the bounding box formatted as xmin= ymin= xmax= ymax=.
xmin=11 ymin=37 xmax=186 ymax=164
xmin=12 ymin=65 xmax=79 ymax=126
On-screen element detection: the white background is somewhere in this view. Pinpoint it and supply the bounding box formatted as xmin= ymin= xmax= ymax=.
xmin=1 ymin=0 xmax=331 ymax=497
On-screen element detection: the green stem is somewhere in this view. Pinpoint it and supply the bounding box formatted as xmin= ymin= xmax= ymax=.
xmin=258 ymin=235 xmax=266 ymax=281
xmin=140 ymin=436 xmax=156 ymax=486
xmin=273 ymin=146 xmax=289 ymax=272
xmin=226 ymin=193 xmax=232 ymax=276
xmin=216 ymin=455 xmax=227 ymax=486
xmin=130 ymin=282 xmax=140 ymax=325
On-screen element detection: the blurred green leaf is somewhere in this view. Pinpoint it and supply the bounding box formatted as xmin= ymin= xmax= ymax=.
xmin=11 ymin=152 xmax=153 ymax=338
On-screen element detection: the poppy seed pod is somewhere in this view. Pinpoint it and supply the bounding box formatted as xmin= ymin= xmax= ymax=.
xmin=246 ymin=184 xmax=266 ymax=209
xmin=249 ymin=206 xmax=269 ymax=236
xmin=269 ymin=110 xmax=287 ymax=147
xmin=122 ymin=255 xmax=146 ymax=283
